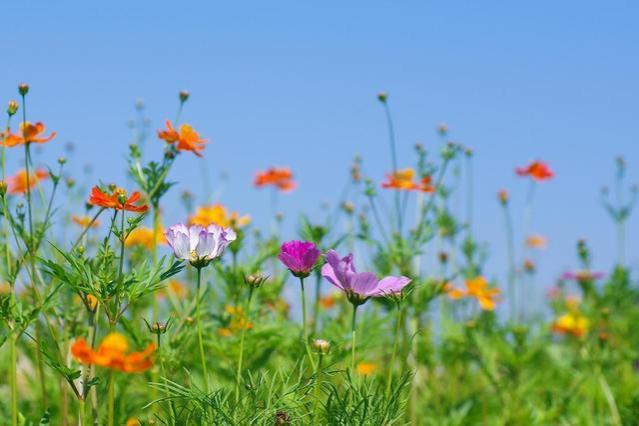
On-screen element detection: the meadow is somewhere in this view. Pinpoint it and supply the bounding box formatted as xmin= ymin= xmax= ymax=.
xmin=0 ymin=84 xmax=638 ymax=425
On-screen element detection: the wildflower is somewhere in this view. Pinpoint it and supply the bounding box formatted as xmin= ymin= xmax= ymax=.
xmin=164 ymin=223 xmax=236 ymax=268
xmin=157 ymin=120 xmax=207 ymax=157
xmin=254 ymin=167 xmax=296 ymax=192
xmin=7 ymin=169 xmax=48 ymax=195
xmin=526 ymin=235 xmax=547 ymax=249
xmin=88 ymin=186 xmax=148 ymax=213
xmin=446 ymin=276 xmax=501 ymax=311
xmin=356 ymin=362 xmax=377 ymax=376
xmin=523 ymin=259 xmax=536 ymax=273
xmin=189 ymin=203 xmax=250 ymax=229
xmin=552 ymin=313 xmax=589 ymax=337
xmin=561 ymin=270 xmax=605 ymax=282
xmin=1 ymin=122 xmax=56 ymax=147
xmin=313 ymin=339 xmax=330 ymax=354
xmin=321 ymin=250 xmax=411 ymax=305
xmin=419 ymin=175 xmax=435 ymax=193
xmin=381 ymin=168 xmax=418 ymax=191
xmin=125 ymin=419 xmax=141 ymax=426
xmin=319 ymin=292 xmax=342 ymax=309
xmin=278 ymin=240 xmax=321 ymax=278
xmin=71 ymin=332 xmax=155 ymax=372
xmin=71 ymin=215 xmax=100 ymax=229
xmin=515 ymin=161 xmax=554 ymax=181
xmin=498 ymin=189 xmax=509 ymax=204
xmin=217 ymin=305 xmax=253 ymax=336
xmin=85 ymin=294 xmax=98 ymax=311
xmin=167 ymin=280 xmax=188 ymax=298
xmin=125 ymin=226 xmax=166 ymax=249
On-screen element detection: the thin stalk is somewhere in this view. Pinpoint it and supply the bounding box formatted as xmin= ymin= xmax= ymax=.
xmin=107 ymin=370 xmax=114 ymax=426
xmin=235 ymin=287 xmax=254 ymax=403
xmin=381 ymin=101 xmax=402 ymax=234
xmin=312 ymin=272 xmax=321 ymax=336
xmin=350 ymin=305 xmax=358 ymax=372
xmin=386 ymin=303 xmax=402 ymax=398
xmin=312 ymin=353 xmax=323 ymax=425
xmin=299 ymin=277 xmax=317 ymax=370
xmin=9 ymin=335 xmax=17 ymax=426
xmin=502 ymin=204 xmax=516 ymax=322
xmin=196 ymin=267 xmax=210 ymax=393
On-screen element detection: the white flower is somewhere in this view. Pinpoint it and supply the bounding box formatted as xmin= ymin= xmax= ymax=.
xmin=165 ymin=223 xmax=236 ymax=267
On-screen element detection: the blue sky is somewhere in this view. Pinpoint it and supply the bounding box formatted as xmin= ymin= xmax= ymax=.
xmin=2 ymin=1 xmax=639 ymax=306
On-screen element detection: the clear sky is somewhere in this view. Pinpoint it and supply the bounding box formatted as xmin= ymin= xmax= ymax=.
xmin=2 ymin=1 xmax=639 ymax=307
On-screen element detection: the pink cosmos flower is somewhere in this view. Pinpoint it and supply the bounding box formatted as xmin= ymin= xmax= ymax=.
xmin=165 ymin=223 xmax=236 ymax=268
xmin=321 ymin=250 xmax=411 ymax=305
xmin=561 ymin=270 xmax=605 ymax=282
xmin=278 ymin=240 xmax=321 ymax=278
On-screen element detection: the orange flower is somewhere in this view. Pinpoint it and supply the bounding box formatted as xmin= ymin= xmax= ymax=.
xmin=381 ymin=168 xmax=434 ymax=192
xmin=71 ymin=332 xmax=155 ymax=373
xmin=7 ymin=168 xmax=48 ymax=195
xmin=189 ymin=204 xmax=250 ymax=229
xmin=320 ymin=292 xmax=343 ymax=309
xmin=88 ymin=186 xmax=148 ymax=213
xmin=254 ymin=167 xmax=296 ymax=192
xmin=158 ymin=120 xmax=207 ymax=157
xmin=446 ymin=276 xmax=501 ymax=311
xmin=515 ymin=161 xmax=554 ymax=181
xmin=71 ymin=215 xmax=100 ymax=228
xmin=125 ymin=226 xmax=166 ymax=249
xmin=525 ymin=235 xmax=547 ymax=249
xmin=2 ymin=122 xmax=56 ymax=147
xmin=217 ymin=305 xmax=253 ymax=336
xmin=356 ymin=362 xmax=377 ymax=376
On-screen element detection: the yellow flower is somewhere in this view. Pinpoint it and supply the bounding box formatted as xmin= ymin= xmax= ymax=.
xmin=125 ymin=418 xmax=141 ymax=426
xmin=217 ymin=305 xmax=253 ymax=336
xmin=125 ymin=226 xmax=166 ymax=249
xmin=189 ymin=204 xmax=250 ymax=229
xmin=86 ymin=294 xmax=98 ymax=311
xmin=526 ymin=235 xmax=547 ymax=249
xmin=552 ymin=313 xmax=589 ymax=338
xmin=356 ymin=362 xmax=377 ymax=376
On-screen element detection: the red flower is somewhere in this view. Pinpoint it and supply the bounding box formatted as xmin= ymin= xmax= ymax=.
xmin=254 ymin=167 xmax=296 ymax=192
xmin=88 ymin=186 xmax=148 ymax=213
xmin=515 ymin=161 xmax=553 ymax=181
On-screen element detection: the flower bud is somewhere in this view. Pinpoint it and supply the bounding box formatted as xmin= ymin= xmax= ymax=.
xmin=18 ymin=83 xmax=29 ymax=96
xmin=437 ymin=123 xmax=448 ymax=136
xmin=498 ymin=190 xmax=508 ymax=205
xmin=341 ymin=201 xmax=354 ymax=214
xmin=0 ymin=181 xmax=7 ymax=197
xmin=313 ymin=338 xmax=330 ymax=355
xmin=58 ymin=157 xmax=67 ymax=165
xmin=179 ymin=90 xmax=190 ymax=103
xmin=7 ymin=100 xmax=18 ymax=116
xmin=377 ymin=91 xmax=388 ymax=103
xmin=134 ymin=98 xmax=145 ymax=111
xmin=275 ymin=411 xmax=291 ymax=425
xmin=245 ymin=272 xmax=268 ymax=288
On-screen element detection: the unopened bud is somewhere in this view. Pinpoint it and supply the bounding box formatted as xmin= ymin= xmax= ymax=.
xmin=179 ymin=90 xmax=190 ymax=103
xmin=58 ymin=157 xmax=66 ymax=165
xmin=313 ymin=338 xmax=330 ymax=354
xmin=65 ymin=177 xmax=76 ymax=188
xmin=498 ymin=190 xmax=508 ymax=205
xmin=7 ymin=100 xmax=18 ymax=116
xmin=377 ymin=91 xmax=388 ymax=103
xmin=245 ymin=273 xmax=268 ymax=288
xmin=18 ymin=83 xmax=29 ymax=96
xmin=437 ymin=123 xmax=448 ymax=136
xmin=341 ymin=201 xmax=354 ymax=214
xmin=0 ymin=181 xmax=7 ymax=197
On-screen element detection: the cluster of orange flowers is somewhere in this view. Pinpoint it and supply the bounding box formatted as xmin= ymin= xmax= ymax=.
xmin=71 ymin=333 xmax=155 ymax=373
xmin=217 ymin=305 xmax=253 ymax=337
xmin=381 ymin=168 xmax=434 ymax=192
xmin=446 ymin=276 xmax=501 ymax=311
xmin=158 ymin=120 xmax=208 ymax=157
xmin=254 ymin=167 xmax=296 ymax=192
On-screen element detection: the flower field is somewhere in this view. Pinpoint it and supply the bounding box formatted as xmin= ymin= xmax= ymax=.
xmin=1 ymin=84 xmax=639 ymax=425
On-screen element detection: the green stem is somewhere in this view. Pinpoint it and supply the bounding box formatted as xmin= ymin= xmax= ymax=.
xmin=386 ymin=303 xmax=402 ymax=398
xmin=107 ymin=370 xmax=114 ymax=426
xmin=300 ymin=277 xmax=316 ymax=370
xmin=10 ymin=335 xmax=17 ymax=426
xmin=351 ymin=305 xmax=358 ymax=372
xmin=196 ymin=267 xmax=210 ymax=393
xmin=502 ymin=204 xmax=516 ymax=322
xmin=235 ymin=287 xmax=254 ymax=403
xmin=312 ymin=354 xmax=323 ymax=425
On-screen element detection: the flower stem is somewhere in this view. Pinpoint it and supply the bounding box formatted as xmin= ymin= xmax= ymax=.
xmin=300 ymin=277 xmax=316 ymax=370
xmin=235 ymin=287 xmax=254 ymax=404
xmin=196 ymin=267 xmax=210 ymax=393
xmin=351 ymin=305 xmax=358 ymax=372
xmin=107 ymin=370 xmax=114 ymax=426
xmin=386 ymin=303 xmax=402 ymax=399
xmin=312 ymin=353 xmax=323 ymax=425
xmin=9 ymin=335 xmax=17 ymax=426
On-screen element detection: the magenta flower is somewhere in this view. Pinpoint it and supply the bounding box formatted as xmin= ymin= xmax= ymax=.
xmin=561 ymin=270 xmax=605 ymax=282
xmin=165 ymin=223 xmax=236 ymax=268
xmin=321 ymin=250 xmax=411 ymax=305
xmin=278 ymin=240 xmax=321 ymax=278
